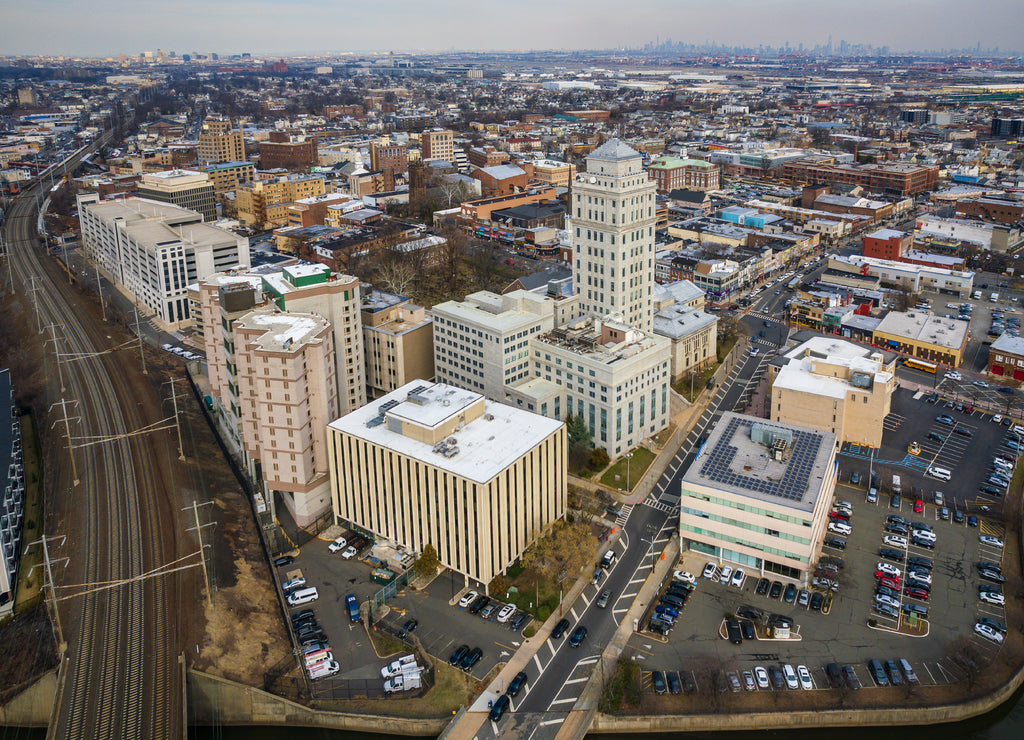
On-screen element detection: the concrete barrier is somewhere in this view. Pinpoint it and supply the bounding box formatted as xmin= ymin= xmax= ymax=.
xmin=0 ymin=669 xmax=57 ymax=727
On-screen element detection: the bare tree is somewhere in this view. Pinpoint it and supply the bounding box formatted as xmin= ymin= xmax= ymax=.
xmin=375 ymin=258 xmax=417 ymax=297
xmin=947 ymin=635 xmax=984 ymax=693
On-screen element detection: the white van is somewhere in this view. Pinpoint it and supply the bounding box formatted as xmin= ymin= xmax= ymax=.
xmin=308 ymin=660 xmax=340 ymax=680
xmin=927 ymin=466 xmax=952 ymax=481
xmin=287 ymin=587 xmax=319 ymax=606
xmin=892 ymin=475 xmax=902 ymax=494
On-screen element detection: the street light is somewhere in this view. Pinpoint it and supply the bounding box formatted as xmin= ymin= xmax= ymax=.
xmin=625 ymin=452 xmax=633 ymax=492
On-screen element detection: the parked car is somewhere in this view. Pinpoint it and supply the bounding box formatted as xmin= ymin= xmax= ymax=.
xmin=783 ymin=583 xmax=797 ymax=603
xmin=552 ymin=618 xmax=570 ymax=639
xmin=868 ymin=659 xmax=888 ymax=686
xmin=769 ymin=581 xmax=784 ymax=599
xmin=458 ymin=590 xmax=479 ymax=608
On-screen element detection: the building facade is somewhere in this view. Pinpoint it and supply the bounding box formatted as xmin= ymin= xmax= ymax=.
xmin=328 ymin=382 xmax=566 ymax=588
xmin=647 ymin=156 xmax=720 ymax=193
xmin=861 ymin=228 xmax=911 ymax=261
xmin=136 ymin=169 xmax=217 ymax=222
xmin=76 ymin=193 xmax=249 ymax=328
xmin=769 ymin=337 xmax=897 ymax=448
xmin=370 ymin=140 xmax=409 ymax=175
xmin=361 ymin=289 xmax=435 ymax=398
xmin=679 ymin=413 xmax=837 ymax=581
xmin=421 ymin=129 xmax=455 ymax=162
xmin=236 ymin=173 xmax=327 ymax=229
xmin=571 ymin=139 xmax=658 ymax=332
xmin=259 ymin=132 xmax=319 ymax=171
xmin=0 ymin=369 xmax=25 ymax=616
xmin=988 ymin=334 xmax=1024 ymax=381
xmin=202 ymin=161 xmax=256 ymax=195
xmin=198 ymin=117 xmax=245 ymax=164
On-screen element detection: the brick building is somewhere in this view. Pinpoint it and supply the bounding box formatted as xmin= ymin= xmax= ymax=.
xmin=369 ymin=140 xmax=408 ymax=176
xmin=259 ymin=132 xmax=319 ymax=171
xmin=782 ymin=160 xmax=939 ymax=196
xmin=421 ymin=129 xmax=454 ymax=162
xmin=647 ymin=156 xmax=720 ymax=193
xmin=468 ymin=145 xmax=509 ymax=168
xmin=861 ymin=228 xmax=911 ymax=261
xmin=198 ymin=117 xmax=245 ymax=165
xmin=955 ymin=197 xmax=1024 ymax=225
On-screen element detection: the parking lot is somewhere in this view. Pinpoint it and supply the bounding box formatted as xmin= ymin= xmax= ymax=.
xmin=625 ymin=464 xmax=1009 ymax=700
xmin=275 ymin=533 xmax=535 ymax=691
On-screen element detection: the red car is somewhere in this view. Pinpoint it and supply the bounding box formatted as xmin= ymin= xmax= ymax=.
xmin=904 ymin=587 xmax=929 ymax=601
xmin=913 ymin=500 xmax=923 ymax=514
xmin=828 ymin=511 xmax=850 ymax=522
xmin=876 ymin=575 xmax=900 ymax=589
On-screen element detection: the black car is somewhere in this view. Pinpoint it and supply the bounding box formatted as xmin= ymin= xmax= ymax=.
xmin=953 ymin=427 xmax=973 ymax=437
xmin=768 ymin=665 xmax=785 ymax=689
xmin=290 ymin=609 xmax=314 ymax=625
xmin=460 ymin=647 xmax=483 ymax=671
xmin=647 ymin=619 xmax=671 ymax=636
xmin=783 ymin=583 xmax=797 ymax=603
xmin=726 ymin=619 xmax=743 ymax=644
xmin=468 ymin=595 xmax=489 ymax=614
xmin=825 ymin=663 xmax=843 ymax=688
xmin=552 ymin=618 xmax=571 ymax=639
xmin=907 ymin=556 xmax=933 ymax=570
xmin=977 ymin=616 xmax=1007 ymax=634
xmin=755 ymin=577 xmax=770 ymax=595
xmin=868 ymin=659 xmax=888 ymax=686
xmin=666 ymin=671 xmax=682 ymax=695
xmin=740 ymin=620 xmax=756 ymax=640
xmin=978 ymin=561 xmax=1002 ymax=573
xmin=824 ymin=536 xmax=847 ymax=550
xmin=769 ymin=581 xmax=784 ymax=599
xmin=879 ymin=547 xmax=905 ymax=563
xmin=488 ymin=694 xmax=510 ymax=722
xmin=510 ymin=612 xmax=529 ymax=632
xmin=980 ymin=485 xmax=1004 ymax=496
xmin=885 ymin=660 xmax=904 ymax=686
xmin=953 ymin=509 xmax=965 ymax=524
xmin=651 ymin=670 xmax=667 ymax=695
xmin=890 ymin=494 xmax=901 ymax=509
xmin=448 ymin=644 xmax=469 ymax=666
xmin=507 ymin=671 xmax=528 ymax=697
xmin=810 ymin=592 xmax=825 ymax=611
xmin=569 ymin=625 xmax=588 ymax=647
xmin=273 ymin=555 xmax=294 ymax=568
xmin=680 ymin=671 xmax=697 ymax=693
xmin=737 ymin=604 xmax=765 ymax=622
xmin=292 ymin=615 xmax=317 ymax=631
xmin=399 ymin=618 xmax=418 ymax=636
xmin=768 ymin=613 xmax=794 ymax=628
xmin=660 ymin=593 xmax=684 ymax=608
xmin=843 ymin=664 xmax=861 ymax=690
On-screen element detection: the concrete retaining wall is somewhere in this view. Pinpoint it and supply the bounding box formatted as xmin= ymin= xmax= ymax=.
xmin=0 ymin=669 xmax=57 ymax=727
xmin=187 ymin=669 xmax=445 ymax=735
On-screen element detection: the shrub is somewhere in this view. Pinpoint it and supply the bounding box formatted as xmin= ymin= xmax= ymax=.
xmin=523 ymin=625 xmax=536 ymax=638
xmin=868 ymin=618 xmax=877 ymax=627
xmin=537 ymin=605 xmax=551 ymax=621
xmin=589 ymin=447 xmax=610 ymax=470
xmin=546 ymin=595 xmax=560 ymax=611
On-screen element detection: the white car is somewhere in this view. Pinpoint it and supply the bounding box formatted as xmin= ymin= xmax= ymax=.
xmin=749 ymin=346 xmax=760 ymax=355
xmin=496 ymin=604 xmax=516 ymax=623
xmin=782 ymin=664 xmax=799 ymax=690
xmin=673 ymin=570 xmax=697 ymax=585
xmin=993 ymin=414 xmax=1004 ymax=424
xmin=730 ymin=568 xmax=745 ymax=588
xmin=980 ymin=536 xmax=1005 ymax=548
xmin=719 ymin=565 xmax=733 ymax=585
xmin=754 ymin=666 xmax=770 ymax=689
xmin=945 ymin=371 xmax=962 ymax=381
xmin=883 ymin=535 xmax=908 ymax=549
xmin=327 ymin=537 xmax=347 ymax=553
xmin=876 ymin=562 xmax=901 ymax=579
xmin=980 ymin=591 xmax=1005 ymax=606
xmin=827 ymin=521 xmax=851 ymax=536
xmin=797 ymin=665 xmax=814 ymax=690
xmin=340 ymin=545 xmax=358 ymax=559
xmin=702 ymin=562 xmax=718 ymax=579
xmin=907 ymin=571 xmax=932 ymax=586
xmin=458 ymin=590 xmax=478 ymax=608
xmin=975 ymin=622 xmax=1005 ymax=643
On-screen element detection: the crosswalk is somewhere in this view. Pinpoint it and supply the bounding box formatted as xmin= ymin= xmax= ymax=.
xmin=643 ymin=497 xmax=677 ymax=514
xmin=614 ymin=504 xmax=633 ymax=529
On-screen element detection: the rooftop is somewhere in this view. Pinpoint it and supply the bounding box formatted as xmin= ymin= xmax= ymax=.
xmin=866 ymin=228 xmax=906 ymax=240
xmin=329 ymin=381 xmax=563 ymax=484
xmin=874 ymin=310 xmax=969 ymax=351
xmin=991 ymin=333 xmax=1024 ymax=356
xmin=774 ymin=336 xmax=893 ymax=401
xmin=588 ymin=138 xmax=641 ymax=162
xmin=235 ymin=309 xmax=329 ymax=352
xmin=82 ymin=197 xmax=240 ymax=250
xmin=653 ymin=306 xmax=717 ymax=340
xmin=682 ymin=412 xmax=835 ymax=514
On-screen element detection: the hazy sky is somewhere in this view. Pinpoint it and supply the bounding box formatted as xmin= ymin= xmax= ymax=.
xmin=2 ymin=0 xmax=1023 ymax=57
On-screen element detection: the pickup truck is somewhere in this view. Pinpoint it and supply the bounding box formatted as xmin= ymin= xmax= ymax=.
xmin=380 ymin=654 xmax=417 ymax=679
xmin=383 ymin=671 xmax=422 ymax=693
xmin=345 ymin=594 xmax=361 ymax=622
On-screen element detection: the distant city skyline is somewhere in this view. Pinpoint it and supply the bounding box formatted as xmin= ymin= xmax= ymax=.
xmin=2 ymin=0 xmax=1023 ymax=58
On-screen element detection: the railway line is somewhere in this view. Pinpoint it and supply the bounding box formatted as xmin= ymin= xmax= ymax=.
xmin=2 ymin=130 xmax=184 ymax=737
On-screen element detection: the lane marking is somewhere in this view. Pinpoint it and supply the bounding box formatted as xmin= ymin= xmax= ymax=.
xmin=533 ymin=655 xmax=544 ymax=674
xmin=549 ymin=697 xmax=578 ymax=705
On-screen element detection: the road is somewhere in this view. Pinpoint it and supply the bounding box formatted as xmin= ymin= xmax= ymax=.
xmin=470 ymin=291 xmax=788 ymax=739
xmin=2 ymin=129 xmax=187 ymax=738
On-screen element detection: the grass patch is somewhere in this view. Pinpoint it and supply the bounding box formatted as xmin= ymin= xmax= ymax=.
xmin=368 ymin=628 xmax=406 ymax=658
xmin=322 ymin=661 xmax=473 ymax=718
xmin=599 ymin=658 xmax=641 ymax=714
xmin=14 ymin=412 xmax=44 ymax=614
xmin=652 ymin=425 xmax=675 ymax=448
xmin=599 ymin=447 xmax=656 ymax=492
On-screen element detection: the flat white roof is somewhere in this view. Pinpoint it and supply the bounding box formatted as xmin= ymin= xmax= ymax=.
xmin=329 ymin=381 xmax=563 ymax=484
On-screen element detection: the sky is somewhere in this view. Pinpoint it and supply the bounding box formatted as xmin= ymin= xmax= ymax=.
xmin=2 ymin=0 xmax=1023 ymax=57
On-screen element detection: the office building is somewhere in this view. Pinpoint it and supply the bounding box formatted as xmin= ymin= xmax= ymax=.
xmin=653 ymin=302 xmax=718 ymax=380
xmin=679 ymin=413 xmax=837 ymax=580
xmin=259 ymin=132 xmax=319 ymax=171
xmin=361 ymin=289 xmax=435 ymax=398
xmin=421 ymin=129 xmax=455 ymax=162
xmin=988 ymin=333 xmax=1024 ymax=381
xmin=76 ymin=193 xmax=249 ymax=328
xmin=0 ymin=369 xmax=25 ymax=616
xmin=136 ymin=169 xmax=217 ymax=222
xmin=647 ymin=156 xmax=720 ymax=193
xmin=509 ymin=316 xmax=671 ymax=457
xmin=202 ymin=161 xmax=256 ymax=195
xmin=530 ymin=159 xmax=577 ymax=188
xmin=769 ymin=336 xmax=897 ymax=448
xmin=198 ymin=117 xmax=245 ymax=164
xmin=781 ymin=159 xmax=939 ymax=197
xmin=370 ymin=140 xmax=409 ymax=175
xmin=872 ymin=310 xmax=969 ymax=367
xmin=236 ymin=173 xmax=327 ymax=229
xmin=328 ymin=381 xmax=566 ymax=588
xmin=572 ymin=139 xmax=657 ymax=332
xmin=861 ymin=228 xmax=911 ymax=261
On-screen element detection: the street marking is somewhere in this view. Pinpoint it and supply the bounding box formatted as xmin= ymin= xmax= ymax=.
xmin=564 ymin=677 xmax=589 ymax=685
xmin=534 ymin=655 xmax=544 ymax=674
xmin=577 ymin=657 xmax=599 ymax=666
xmin=495 ymin=642 xmax=517 ymax=652
xmin=579 ymin=592 xmax=591 ymax=606
xmin=629 ymin=577 xmax=645 ymax=585
xmin=549 ymin=697 xmax=578 ymax=705
xmin=570 ymin=607 xmax=579 ymax=622
xmin=547 ymin=642 xmax=557 ymax=658
xmin=538 ymin=718 xmax=564 ymax=727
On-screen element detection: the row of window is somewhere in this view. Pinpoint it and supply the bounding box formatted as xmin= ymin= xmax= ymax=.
xmin=680 ymin=523 xmax=809 ymax=565
xmin=681 ymin=506 xmax=811 ymax=547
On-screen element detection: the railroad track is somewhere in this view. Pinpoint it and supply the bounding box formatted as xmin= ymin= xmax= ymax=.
xmin=2 ymin=129 xmax=182 ymax=738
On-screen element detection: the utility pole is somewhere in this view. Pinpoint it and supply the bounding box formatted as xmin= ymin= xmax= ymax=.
xmin=45 ymin=323 xmax=67 ymax=393
xmin=185 ymin=501 xmax=216 ymax=609
xmin=134 ymin=306 xmax=147 ymax=375
xmin=96 ymin=264 xmax=106 ymax=322
xmin=50 ymin=399 xmax=80 ymax=486
xmin=61 ymin=238 xmax=72 ymax=284
xmin=26 ymin=534 xmax=69 ymax=655
xmin=165 ymin=378 xmax=186 ymax=460
xmin=27 ymin=275 xmax=44 ymax=333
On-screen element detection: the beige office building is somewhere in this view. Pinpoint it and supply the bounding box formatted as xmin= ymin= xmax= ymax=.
xmin=203 ymin=161 xmax=256 ymax=194
xmin=679 ymin=413 xmax=837 ymax=581
xmin=421 ymin=129 xmax=455 ymax=162
xmin=531 ymin=159 xmax=577 ymax=187
xmin=769 ymin=337 xmax=897 ymax=448
xmin=361 ymin=288 xmax=435 ymax=398
xmin=136 ymin=169 xmax=217 ymax=222
xmin=236 ymin=173 xmax=327 ymax=229
xmin=198 ymin=117 xmax=245 ymax=164
xmin=571 ymin=139 xmax=658 ymax=332
xmin=328 ymin=382 xmax=566 ymax=587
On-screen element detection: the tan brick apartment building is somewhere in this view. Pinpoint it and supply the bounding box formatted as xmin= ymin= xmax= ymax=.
xmin=421 ymin=128 xmax=455 ymax=162
xmin=361 ymin=289 xmax=435 ymax=398
xmin=782 ymin=159 xmax=939 ymax=196
xmin=259 ymin=131 xmax=319 ymax=170
xmin=198 ymin=117 xmax=245 ymax=165
xmin=236 ymin=173 xmax=327 ymax=228
xmin=369 ymin=140 xmax=409 ymax=175
xmin=647 ymin=156 xmax=720 ymax=193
